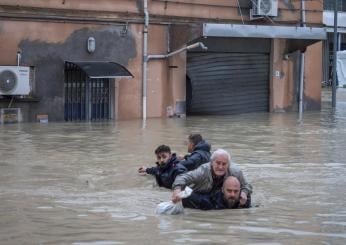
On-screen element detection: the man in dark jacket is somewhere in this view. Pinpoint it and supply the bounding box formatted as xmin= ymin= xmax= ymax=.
xmin=179 ymin=134 xmax=211 ymax=171
xmin=182 ymin=176 xmax=251 ymax=210
xmin=138 ymin=145 xmax=187 ymax=189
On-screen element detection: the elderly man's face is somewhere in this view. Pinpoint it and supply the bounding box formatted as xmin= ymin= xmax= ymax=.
xmin=211 ymin=155 xmax=229 ymax=177
xmin=223 ymin=177 xmax=240 ymax=208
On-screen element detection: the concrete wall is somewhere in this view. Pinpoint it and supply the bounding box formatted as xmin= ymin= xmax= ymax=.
xmin=0 ymin=0 xmax=323 ymax=25
xmin=0 ymin=0 xmax=324 ymax=121
xmin=0 ymin=20 xmax=137 ymax=121
xmin=270 ymin=38 xmax=323 ymax=112
xmin=168 ymin=51 xmax=187 ymax=116
xmin=304 ymin=42 xmax=323 ymax=110
xmin=117 ymin=24 xmax=143 ymax=120
xmin=271 ymin=39 xmax=291 ymax=112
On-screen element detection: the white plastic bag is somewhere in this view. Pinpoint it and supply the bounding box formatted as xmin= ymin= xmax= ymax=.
xmin=155 ymin=187 xmax=192 ymax=215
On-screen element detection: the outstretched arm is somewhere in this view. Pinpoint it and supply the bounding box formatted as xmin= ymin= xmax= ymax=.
xmin=145 ymin=166 xmax=159 ymax=176
xmin=138 ymin=166 xmax=147 ymax=174
xmin=171 ymin=164 xmax=206 ymax=203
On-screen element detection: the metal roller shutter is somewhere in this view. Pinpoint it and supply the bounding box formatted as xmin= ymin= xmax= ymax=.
xmin=187 ymin=52 xmax=270 ymax=115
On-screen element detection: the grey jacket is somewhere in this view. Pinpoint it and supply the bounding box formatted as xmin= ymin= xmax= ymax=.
xmin=172 ymin=162 xmax=253 ymax=195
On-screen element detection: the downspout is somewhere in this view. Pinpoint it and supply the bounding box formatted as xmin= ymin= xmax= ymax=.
xmin=299 ymin=0 xmax=306 ymax=118
xmin=299 ymin=52 xmax=305 ymax=119
xmin=142 ymin=2 xmax=206 ymax=121
xmin=332 ymin=0 xmax=338 ymax=107
xmin=142 ymin=0 xmax=149 ymax=120
xmin=301 ymin=0 xmax=306 ymax=27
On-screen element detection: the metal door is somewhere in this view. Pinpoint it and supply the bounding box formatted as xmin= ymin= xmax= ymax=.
xmin=64 ymin=62 xmax=111 ymax=121
xmin=187 ymin=52 xmax=270 ymax=115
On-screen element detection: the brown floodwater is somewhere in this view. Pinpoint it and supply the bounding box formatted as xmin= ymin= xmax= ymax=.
xmin=1 ymin=93 xmax=346 ymax=244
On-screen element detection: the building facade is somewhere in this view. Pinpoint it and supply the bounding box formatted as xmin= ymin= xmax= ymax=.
xmin=0 ymin=0 xmax=325 ymax=122
xmin=323 ymin=0 xmax=346 ymax=86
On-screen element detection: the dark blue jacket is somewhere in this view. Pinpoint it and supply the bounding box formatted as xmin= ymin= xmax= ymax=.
xmin=146 ymin=153 xmax=187 ymax=189
xmin=179 ymin=140 xmax=211 ymax=171
xmin=182 ymin=191 xmax=251 ymax=210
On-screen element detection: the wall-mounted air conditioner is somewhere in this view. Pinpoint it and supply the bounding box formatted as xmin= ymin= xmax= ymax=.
xmin=0 ymin=66 xmax=30 ymax=95
xmin=251 ymin=0 xmax=278 ymax=17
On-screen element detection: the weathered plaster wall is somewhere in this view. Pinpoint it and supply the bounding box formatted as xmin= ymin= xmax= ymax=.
xmin=270 ymin=38 xmax=323 ymax=112
xmin=119 ymin=24 xmax=170 ymax=119
xmin=0 ymin=0 xmax=323 ymax=25
xmin=168 ymin=51 xmax=187 ymax=115
xmin=0 ymin=0 xmax=140 ymax=13
xmin=0 ymin=20 xmax=137 ymax=121
xmin=271 ymin=39 xmax=290 ymax=112
xmin=0 ymin=0 xmax=324 ymax=121
xmin=147 ymin=25 xmax=168 ymax=118
xmin=118 ymin=24 xmax=143 ymax=120
xmin=304 ymin=41 xmax=322 ymax=110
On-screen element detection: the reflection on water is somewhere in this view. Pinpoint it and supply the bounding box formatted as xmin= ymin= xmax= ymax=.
xmin=1 ymin=98 xmax=346 ymax=244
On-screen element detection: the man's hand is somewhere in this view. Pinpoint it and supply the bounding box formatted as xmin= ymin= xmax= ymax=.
xmin=239 ymin=191 xmax=247 ymax=205
xmin=177 ymin=155 xmax=185 ymax=161
xmin=171 ymin=188 xmax=182 ymax=203
xmin=138 ymin=166 xmax=147 ymax=175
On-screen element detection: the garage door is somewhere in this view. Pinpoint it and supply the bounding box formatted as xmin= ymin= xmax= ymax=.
xmin=186 ymin=52 xmax=270 ymax=115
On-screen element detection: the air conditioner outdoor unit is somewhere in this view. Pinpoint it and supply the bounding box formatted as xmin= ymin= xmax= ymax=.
xmin=251 ymin=0 xmax=278 ymax=17
xmin=0 ymin=66 xmax=30 ymax=95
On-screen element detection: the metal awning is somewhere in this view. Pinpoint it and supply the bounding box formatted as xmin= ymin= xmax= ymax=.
xmin=202 ymin=23 xmax=327 ymax=52
xmin=66 ymin=61 xmax=133 ymax=79
xmin=203 ymin=24 xmax=327 ymax=40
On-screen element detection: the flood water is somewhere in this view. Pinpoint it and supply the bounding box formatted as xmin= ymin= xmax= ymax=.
xmin=1 ymin=91 xmax=346 ymax=244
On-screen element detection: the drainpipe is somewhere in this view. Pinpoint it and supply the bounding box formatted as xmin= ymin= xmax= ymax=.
xmin=142 ymin=0 xmax=149 ymax=120
xmin=301 ymin=0 xmax=306 ymax=27
xmin=299 ymin=52 xmax=305 ymax=119
xmin=147 ymin=42 xmax=207 ymax=60
xmin=332 ymin=0 xmax=338 ymax=107
xmin=299 ymin=0 xmax=306 ymax=117
xmin=141 ymin=2 xmax=206 ymax=121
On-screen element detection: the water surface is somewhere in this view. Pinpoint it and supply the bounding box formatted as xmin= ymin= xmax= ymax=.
xmin=1 ymin=95 xmax=346 ymax=244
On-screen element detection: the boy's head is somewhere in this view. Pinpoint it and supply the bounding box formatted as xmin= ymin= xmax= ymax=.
xmin=155 ymin=145 xmax=172 ymax=165
xmin=187 ymin=134 xmax=203 ymax=153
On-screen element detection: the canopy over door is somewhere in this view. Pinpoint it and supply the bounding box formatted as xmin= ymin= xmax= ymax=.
xmin=68 ymin=61 xmax=133 ymax=79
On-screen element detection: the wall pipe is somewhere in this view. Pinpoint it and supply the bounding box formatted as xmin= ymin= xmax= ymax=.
xmin=16 ymin=51 xmax=21 ymax=66
xmin=301 ymin=0 xmax=306 ymax=27
xmin=147 ymin=42 xmax=207 ymax=60
xmin=142 ymin=0 xmax=149 ymax=120
xmin=142 ymin=1 xmax=207 ymax=120
xmin=298 ymin=0 xmax=306 ymax=117
xmin=332 ymin=0 xmax=338 ymax=108
xmin=299 ymin=52 xmax=305 ymax=119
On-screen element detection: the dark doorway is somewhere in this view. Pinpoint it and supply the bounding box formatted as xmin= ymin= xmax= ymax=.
xmin=64 ymin=62 xmax=111 ymax=121
xmin=186 ymin=75 xmax=192 ymax=115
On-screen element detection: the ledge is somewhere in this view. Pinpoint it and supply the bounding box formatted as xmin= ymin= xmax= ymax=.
xmin=0 ymin=96 xmax=40 ymax=102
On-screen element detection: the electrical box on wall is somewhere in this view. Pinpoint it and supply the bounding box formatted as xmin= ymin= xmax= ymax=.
xmin=0 ymin=108 xmax=22 ymax=124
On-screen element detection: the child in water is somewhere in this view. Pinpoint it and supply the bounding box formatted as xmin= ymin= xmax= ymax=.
xmin=138 ymin=145 xmax=187 ymax=189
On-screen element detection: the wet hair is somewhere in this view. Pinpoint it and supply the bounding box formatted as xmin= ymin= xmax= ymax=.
xmin=210 ymin=149 xmax=231 ymax=164
xmin=188 ymin=134 xmax=203 ymax=146
xmin=155 ymin=145 xmax=171 ymax=155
